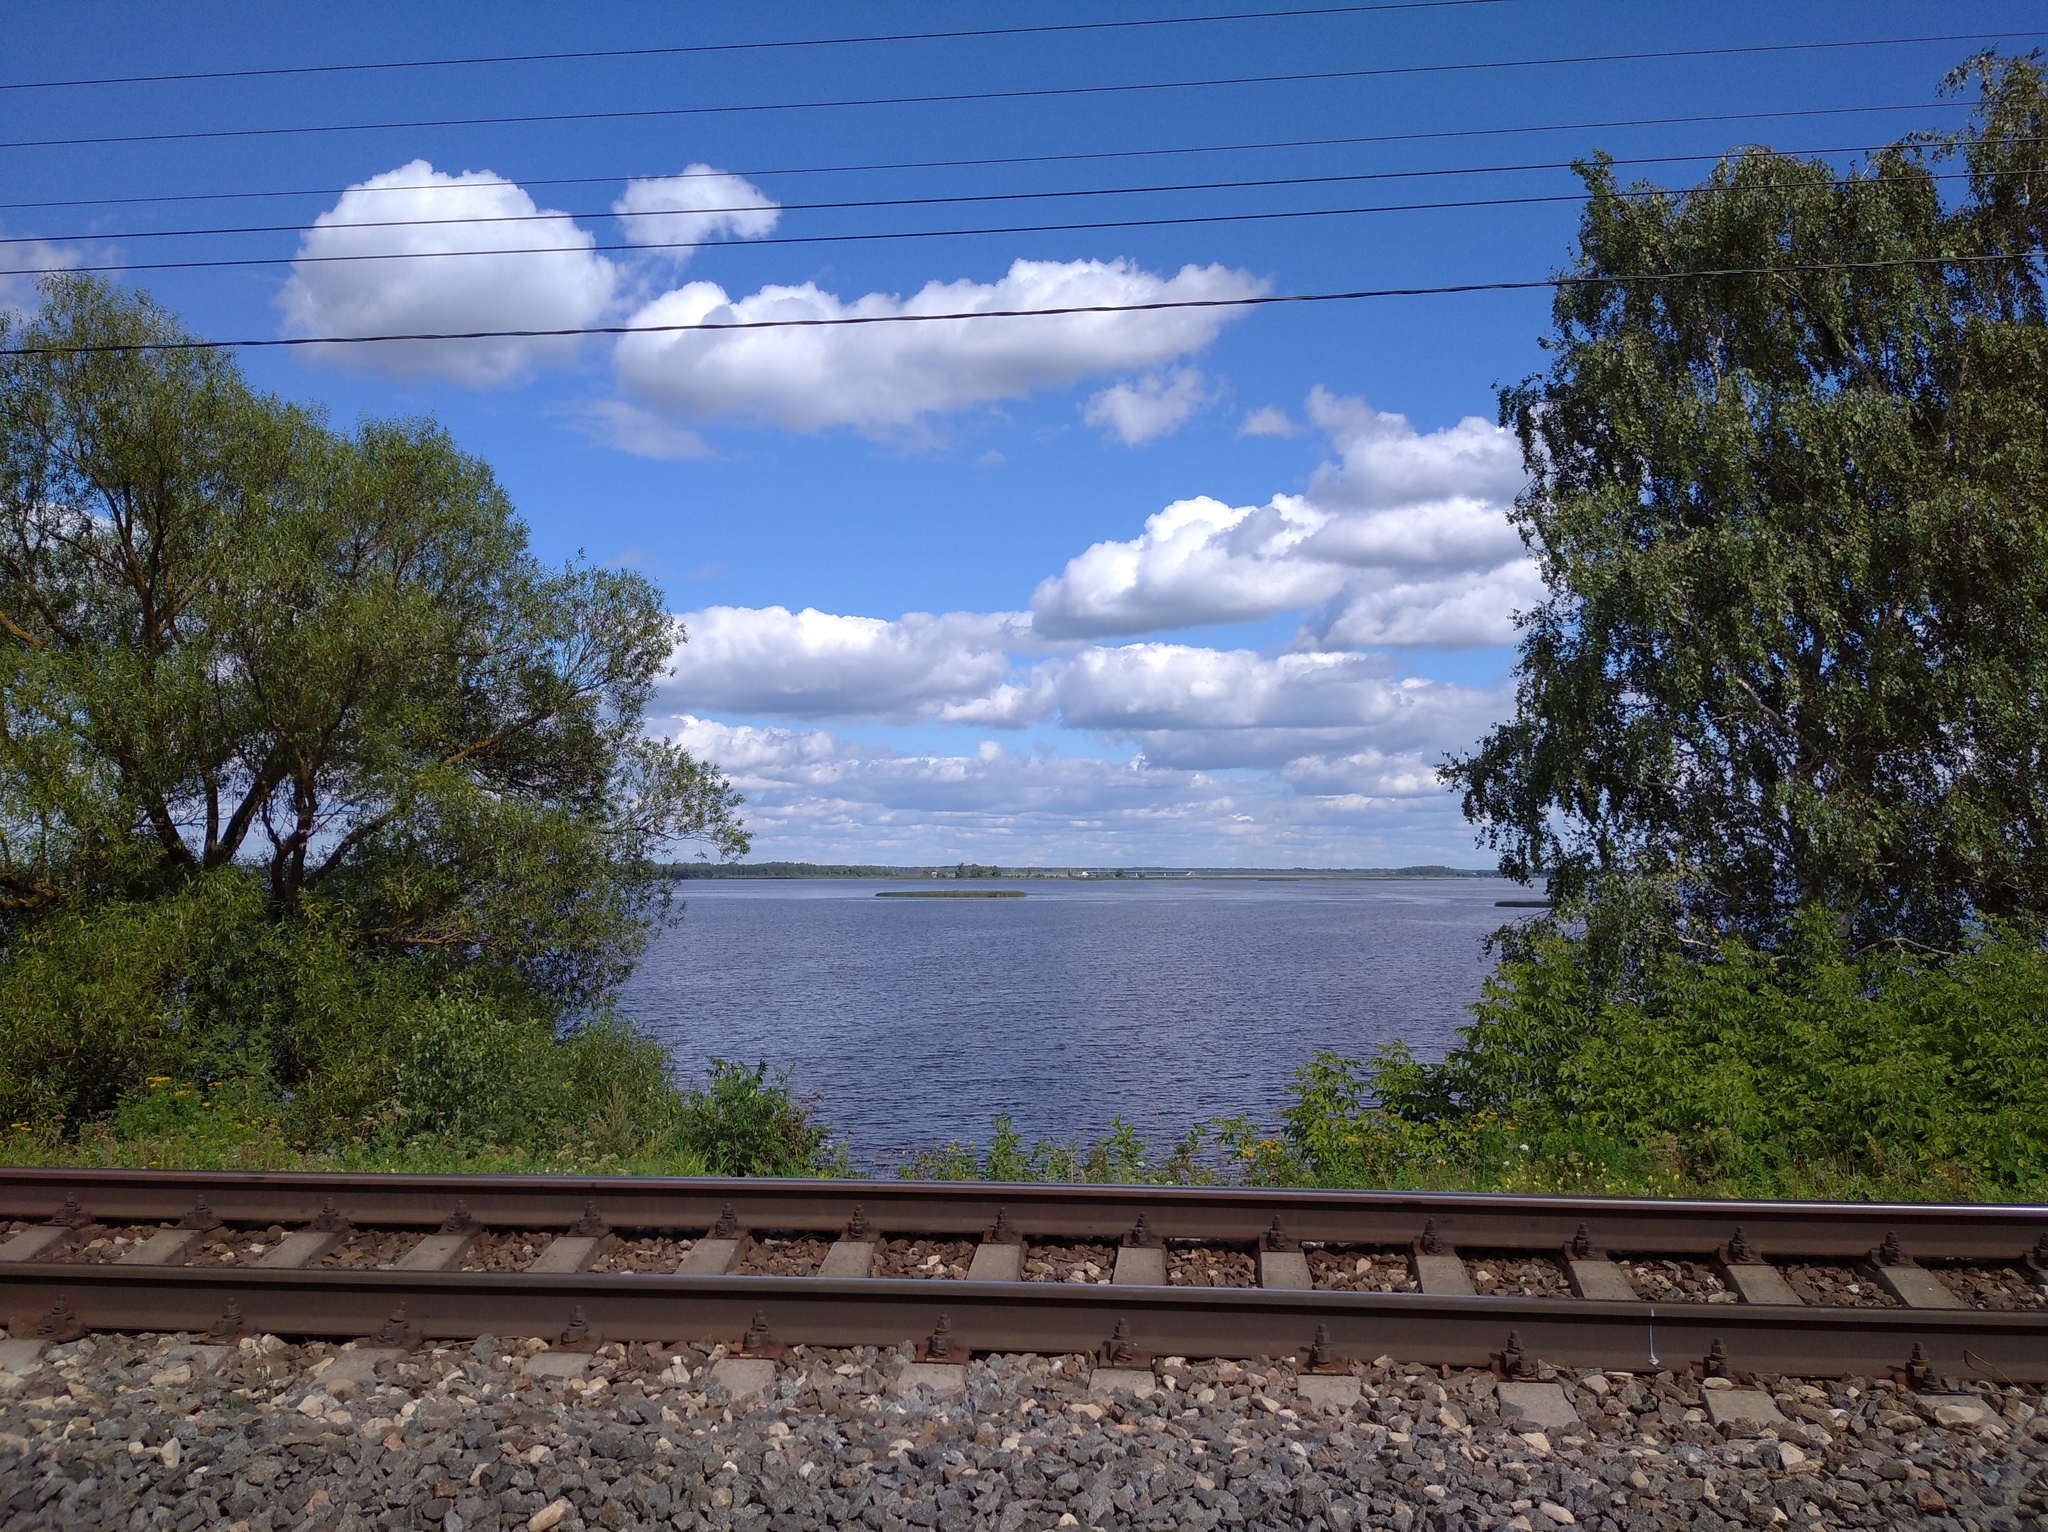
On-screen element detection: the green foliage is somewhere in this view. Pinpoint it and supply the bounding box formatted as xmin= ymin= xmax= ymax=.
xmin=670 ymin=1061 xmax=847 ymax=1178
xmin=1449 ymin=54 xmax=2048 ymax=958
xmin=0 ymin=276 xmax=746 ymax=977
xmin=2 ymin=1074 xmax=311 ymax=1173
xmin=391 ymin=991 xmax=550 ymax=1147
xmin=0 ymin=276 xmax=758 ymax=1168
xmin=1346 ymin=919 xmax=2048 ymax=1199
xmin=0 ymin=1050 xmax=854 ymax=1181
xmin=894 ymin=1113 xmax=1254 ymax=1185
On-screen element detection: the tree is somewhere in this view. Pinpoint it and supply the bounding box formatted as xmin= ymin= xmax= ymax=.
xmin=0 ymin=276 xmax=747 ymax=1130
xmin=1448 ymin=54 xmax=2048 ymax=962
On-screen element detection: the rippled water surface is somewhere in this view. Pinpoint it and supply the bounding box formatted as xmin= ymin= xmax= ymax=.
xmin=619 ymin=876 xmax=1518 ymax=1166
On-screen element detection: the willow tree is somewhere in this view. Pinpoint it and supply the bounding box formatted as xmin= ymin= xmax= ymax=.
xmin=0 ymin=276 xmax=746 ymax=1130
xmin=1449 ymin=54 xmax=2048 ymax=964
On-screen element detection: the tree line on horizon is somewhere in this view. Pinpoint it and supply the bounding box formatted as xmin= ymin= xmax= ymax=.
xmin=659 ymin=861 xmax=1491 ymax=878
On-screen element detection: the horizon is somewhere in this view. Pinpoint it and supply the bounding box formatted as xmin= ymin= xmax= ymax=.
xmin=664 ymin=859 xmax=1508 ymax=875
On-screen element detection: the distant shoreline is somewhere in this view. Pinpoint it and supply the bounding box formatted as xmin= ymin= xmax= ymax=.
xmin=875 ymin=888 xmax=1028 ymax=899
xmin=662 ymin=861 xmax=1500 ymax=881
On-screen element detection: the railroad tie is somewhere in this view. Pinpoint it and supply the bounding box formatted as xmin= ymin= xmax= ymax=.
xmin=258 ymin=1198 xmax=351 ymax=1269
xmin=0 ymin=1226 xmax=78 ymax=1262
xmin=1110 ymin=1210 xmax=1163 ymax=1285
xmin=1713 ymin=1228 xmax=1804 ymax=1305
xmin=820 ymin=1203 xmax=880 ymax=1277
xmin=1561 ymin=1224 xmax=1639 ymax=1302
xmin=529 ymin=1235 xmax=606 ymax=1273
xmin=1864 ymin=1232 xmax=1964 ymax=1309
xmin=529 ymin=1201 xmax=613 ymax=1273
xmin=1256 ymin=1214 xmax=1312 ymax=1290
xmin=112 ymin=1198 xmax=226 ymax=1266
xmin=396 ymin=1201 xmax=482 ymax=1272
xmin=255 ymin=1229 xmax=344 ymax=1269
xmin=1722 ymin=1262 xmax=1803 ymax=1306
xmin=677 ymin=1204 xmax=749 ymax=1274
xmin=1410 ymin=1220 xmax=1475 ymax=1296
xmin=958 ymin=1245 xmax=1024 ymax=1278
xmin=967 ymin=1206 xmax=1027 ymax=1282
xmin=820 ymin=1238 xmax=880 ymax=1277
xmin=115 ymin=1228 xmax=208 ymax=1266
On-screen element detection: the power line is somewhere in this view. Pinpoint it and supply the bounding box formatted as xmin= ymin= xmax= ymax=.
xmin=2 ymin=141 xmax=1954 ymax=250
xmin=0 ymin=100 xmax=1973 ymax=217
xmin=0 ymin=195 xmax=1585 ymax=278
xmin=1 ymin=161 xmax=2002 ymax=282
xmin=0 ymin=2 xmax=1513 ymax=92
xmin=6 ymin=32 xmax=2033 ymax=153
xmin=3 ymin=254 xmax=2022 ymax=358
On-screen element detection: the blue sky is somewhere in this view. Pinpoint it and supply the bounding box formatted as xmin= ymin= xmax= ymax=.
xmin=3 ymin=2 xmax=2034 ymax=866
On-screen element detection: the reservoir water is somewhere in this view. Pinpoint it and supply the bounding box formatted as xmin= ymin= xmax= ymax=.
xmin=618 ymin=875 xmax=1520 ymax=1168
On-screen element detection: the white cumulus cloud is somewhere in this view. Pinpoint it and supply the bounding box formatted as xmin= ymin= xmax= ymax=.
xmin=1289 ymin=562 xmax=1545 ymax=650
xmin=1287 ymin=387 xmax=1534 ymax=649
xmin=279 ymin=160 xmax=620 ymax=386
xmin=568 ymin=400 xmax=715 ymax=460
xmin=1031 ymin=494 xmax=1337 ymax=639
xmin=1237 ymin=405 xmax=1302 ymax=439
xmin=664 ymin=603 xmax=1505 ymax=772
xmin=613 ymin=258 xmax=1266 ymax=434
xmin=1302 ymin=386 xmax=1527 ymax=510
xmin=0 ymin=225 xmax=83 ymax=317
xmin=1083 ymin=367 xmax=1216 ymax=445
xmin=1051 ymin=643 xmax=1501 ymax=768
xmin=613 ymin=166 xmax=780 ymax=264
xmin=663 ymin=713 xmax=1478 ymax=866
xmin=1279 ymin=747 xmax=1447 ymax=797
xmin=666 ymin=605 xmax=1036 ymax=723
xmin=648 ymin=382 xmax=1531 ymax=863
xmin=1031 ymin=388 xmax=1532 ymax=646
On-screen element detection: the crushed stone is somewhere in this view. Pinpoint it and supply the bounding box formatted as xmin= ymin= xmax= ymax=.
xmin=874 ymin=1238 xmax=975 ymax=1279
xmin=1308 ymin=1248 xmax=1418 ymax=1293
xmin=1023 ymin=1243 xmax=1118 ymax=1284
xmin=1 ymin=1332 xmax=2038 ymax=1531
xmin=1166 ymin=1246 xmax=1257 ymax=1287
xmin=1780 ymin=1264 xmax=1899 ymax=1308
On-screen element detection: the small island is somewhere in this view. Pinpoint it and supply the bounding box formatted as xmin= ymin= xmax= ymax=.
xmin=875 ymin=889 xmax=1027 ymax=898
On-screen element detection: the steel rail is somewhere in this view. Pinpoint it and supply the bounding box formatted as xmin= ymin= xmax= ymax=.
xmin=2 ymin=1265 xmax=2043 ymax=1381
xmin=1 ymin=1168 xmax=2042 ymax=1260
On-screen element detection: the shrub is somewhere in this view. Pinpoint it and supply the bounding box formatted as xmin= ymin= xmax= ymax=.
xmin=391 ymin=991 xmax=552 ymax=1148
xmin=1351 ymin=915 xmax=2048 ymax=1198
xmin=894 ymin=1114 xmax=1252 ymax=1185
xmin=671 ymin=1060 xmax=846 ymax=1177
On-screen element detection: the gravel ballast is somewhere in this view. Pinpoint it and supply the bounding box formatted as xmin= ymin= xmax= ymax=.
xmin=0 ymin=1328 xmax=2039 ymax=1531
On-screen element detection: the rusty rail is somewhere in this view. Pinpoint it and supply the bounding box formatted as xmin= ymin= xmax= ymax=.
xmin=1 ymin=1167 xmax=2042 ymax=1258
xmin=2 ymin=1169 xmax=2043 ymax=1380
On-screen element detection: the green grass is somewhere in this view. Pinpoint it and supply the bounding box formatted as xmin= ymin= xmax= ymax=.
xmin=7 ymin=1093 xmax=2036 ymax=1201
xmin=0 ymin=1058 xmax=844 ymax=1180
xmin=885 ymin=1104 xmax=2044 ymax=1203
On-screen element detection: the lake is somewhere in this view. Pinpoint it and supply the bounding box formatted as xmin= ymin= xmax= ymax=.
xmin=617 ymin=875 xmax=1522 ymax=1168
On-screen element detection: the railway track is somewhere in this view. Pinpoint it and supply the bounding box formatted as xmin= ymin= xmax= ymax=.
xmin=1 ymin=1169 xmax=2043 ymax=1383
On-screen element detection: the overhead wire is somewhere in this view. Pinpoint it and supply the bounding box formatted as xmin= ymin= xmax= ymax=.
xmin=0 ymin=164 xmax=2006 ymax=282
xmin=4 ymin=31 xmax=2035 ymax=153
xmin=0 ymin=2 xmax=1519 ymax=92
xmin=5 ymin=193 xmax=1589 ymax=278
xmin=0 ymin=100 xmax=1980 ymax=217
xmin=1 ymin=253 xmax=2027 ymax=359
xmin=0 ymin=140 xmax=1975 ymax=249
